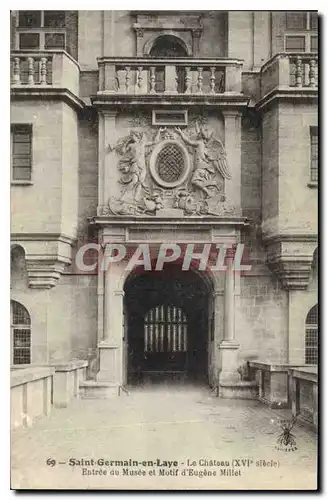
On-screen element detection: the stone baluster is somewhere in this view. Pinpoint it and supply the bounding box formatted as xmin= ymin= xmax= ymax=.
xmin=124 ymin=66 xmax=131 ymax=93
xmin=197 ymin=67 xmax=203 ymax=94
xmin=12 ymin=57 xmax=21 ymax=85
xmin=295 ymin=56 xmax=303 ymax=87
xmin=40 ymin=57 xmax=47 ymax=85
xmin=303 ymin=61 xmax=310 ymax=87
xmin=27 ymin=57 xmax=35 ymax=85
xmin=209 ymin=66 xmax=216 ymax=94
xmin=184 ymin=67 xmax=191 ymax=94
xmin=309 ymin=59 xmax=316 ymax=87
xmin=149 ymin=66 xmax=156 ymax=94
xmin=136 ymin=66 xmax=143 ymax=93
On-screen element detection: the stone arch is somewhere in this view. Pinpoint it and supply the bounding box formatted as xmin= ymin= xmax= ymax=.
xmin=123 ymin=260 xmax=215 ymax=383
xmin=117 ymin=254 xmax=218 ymax=294
xmin=143 ymin=32 xmax=192 ymax=57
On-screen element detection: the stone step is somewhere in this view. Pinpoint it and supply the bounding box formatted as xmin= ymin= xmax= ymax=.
xmin=79 ymin=380 xmax=119 ymax=399
xmin=219 ymin=381 xmax=258 ymax=400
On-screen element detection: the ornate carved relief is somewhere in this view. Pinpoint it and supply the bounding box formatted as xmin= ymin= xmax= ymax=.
xmin=103 ymin=122 xmax=235 ymax=217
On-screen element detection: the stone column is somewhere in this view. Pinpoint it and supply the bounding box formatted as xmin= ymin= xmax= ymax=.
xmin=222 ymin=110 xmax=242 ymax=213
xmin=219 ymin=247 xmax=240 ymax=384
xmin=97 ymin=261 xmax=124 ymax=385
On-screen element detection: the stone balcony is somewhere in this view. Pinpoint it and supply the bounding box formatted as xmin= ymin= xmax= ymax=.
xmin=10 ymin=50 xmax=83 ymax=110
xmin=258 ymin=52 xmax=318 ymax=109
xmin=94 ymin=56 xmax=248 ymax=108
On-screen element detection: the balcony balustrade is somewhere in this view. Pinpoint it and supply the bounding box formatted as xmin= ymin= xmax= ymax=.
xmin=261 ymin=53 xmax=318 ymax=99
xmin=97 ymin=57 xmax=243 ymax=96
xmin=11 ymin=50 xmax=80 ymax=102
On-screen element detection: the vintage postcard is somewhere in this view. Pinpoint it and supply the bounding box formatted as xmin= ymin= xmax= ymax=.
xmin=10 ymin=9 xmax=318 ymax=490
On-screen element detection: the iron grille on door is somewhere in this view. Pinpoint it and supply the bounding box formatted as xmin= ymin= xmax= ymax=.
xmin=144 ymin=305 xmax=187 ymax=353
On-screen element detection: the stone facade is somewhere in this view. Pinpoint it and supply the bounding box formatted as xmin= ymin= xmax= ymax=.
xmin=10 ymin=11 xmax=318 ymax=397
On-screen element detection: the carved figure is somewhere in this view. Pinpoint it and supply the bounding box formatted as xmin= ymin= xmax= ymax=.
xmin=175 ymin=124 xmax=231 ymax=198
xmin=110 ymin=128 xmax=165 ymax=202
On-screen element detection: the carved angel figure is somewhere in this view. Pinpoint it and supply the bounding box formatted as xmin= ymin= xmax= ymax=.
xmin=175 ymin=124 xmax=231 ymax=199
xmin=110 ymin=128 xmax=165 ymax=202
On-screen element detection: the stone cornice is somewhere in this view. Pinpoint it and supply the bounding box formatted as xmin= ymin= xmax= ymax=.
xmin=11 ymin=87 xmax=85 ymax=111
xmin=91 ymin=93 xmax=249 ymax=109
xmin=255 ymin=87 xmax=318 ymax=112
xmin=263 ymin=233 xmax=318 ymax=244
xmin=89 ymin=215 xmax=249 ymax=228
xmin=11 ymin=232 xmax=76 ymax=245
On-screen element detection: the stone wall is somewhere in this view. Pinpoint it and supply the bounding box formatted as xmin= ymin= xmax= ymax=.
xmin=278 ymin=102 xmax=318 ymax=235
xmin=11 ymin=101 xmax=79 ymax=241
xmin=235 ymin=272 xmax=288 ymax=367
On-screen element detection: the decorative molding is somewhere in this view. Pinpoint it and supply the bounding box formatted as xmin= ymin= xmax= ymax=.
xmin=104 ymin=123 xmax=238 ymax=218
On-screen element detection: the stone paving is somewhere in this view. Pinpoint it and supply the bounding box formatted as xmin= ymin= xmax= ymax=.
xmin=11 ymin=383 xmax=317 ymax=490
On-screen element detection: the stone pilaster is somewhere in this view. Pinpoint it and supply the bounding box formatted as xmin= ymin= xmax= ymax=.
xmin=222 ymin=110 xmax=242 ymax=213
xmin=219 ymin=247 xmax=240 ymax=384
xmin=97 ymin=261 xmax=124 ymax=386
xmin=98 ymin=110 xmax=117 ymax=209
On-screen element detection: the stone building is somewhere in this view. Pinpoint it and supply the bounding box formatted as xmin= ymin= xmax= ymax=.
xmin=10 ymin=11 xmax=318 ymax=398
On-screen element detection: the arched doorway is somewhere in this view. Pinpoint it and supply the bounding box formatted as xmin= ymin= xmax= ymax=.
xmin=124 ymin=264 xmax=213 ymax=384
xmin=149 ymin=35 xmax=188 ymax=93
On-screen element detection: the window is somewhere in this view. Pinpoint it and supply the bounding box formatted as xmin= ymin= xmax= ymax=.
xmin=311 ymin=36 xmax=318 ymax=52
xmin=305 ymin=304 xmax=318 ymax=365
xmin=44 ymin=33 xmax=65 ymax=50
xmin=285 ymin=11 xmax=318 ymax=53
xmin=310 ymin=127 xmax=318 ymax=183
xmin=16 ymin=11 xmax=66 ymax=51
xmin=18 ymin=11 xmax=41 ymax=28
xmin=44 ymin=11 xmax=66 ymax=28
xmin=11 ymin=301 xmax=31 ymax=365
xmin=310 ymin=12 xmax=318 ymax=30
xmin=11 ymin=125 xmax=32 ymax=182
xmin=285 ymin=35 xmax=306 ymax=52
xmin=286 ymin=12 xmax=307 ymax=30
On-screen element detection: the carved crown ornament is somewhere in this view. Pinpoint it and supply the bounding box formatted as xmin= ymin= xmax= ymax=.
xmin=99 ymin=122 xmax=235 ymax=218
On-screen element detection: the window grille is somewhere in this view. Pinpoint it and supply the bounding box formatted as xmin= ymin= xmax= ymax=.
xmin=156 ymin=144 xmax=185 ymax=184
xmin=144 ymin=305 xmax=188 ymax=353
xmin=11 ymin=300 xmax=31 ymax=365
xmin=11 ymin=125 xmax=32 ymax=181
xmin=305 ymin=304 xmax=318 ymax=365
xmin=310 ymin=127 xmax=318 ymax=183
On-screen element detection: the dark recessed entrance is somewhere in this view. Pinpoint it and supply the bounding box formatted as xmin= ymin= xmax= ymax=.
xmin=124 ymin=264 xmax=212 ymax=384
